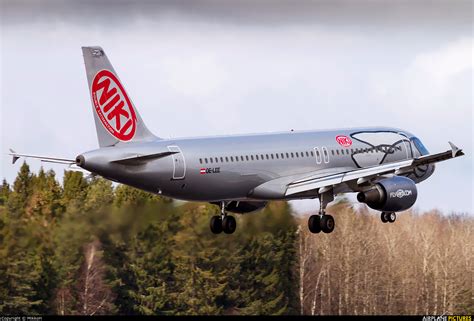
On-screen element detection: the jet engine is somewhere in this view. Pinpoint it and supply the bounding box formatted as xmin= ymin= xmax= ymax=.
xmin=357 ymin=176 xmax=417 ymax=212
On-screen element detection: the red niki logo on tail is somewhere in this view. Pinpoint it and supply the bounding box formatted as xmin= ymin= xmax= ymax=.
xmin=336 ymin=135 xmax=352 ymax=147
xmin=91 ymin=70 xmax=137 ymax=141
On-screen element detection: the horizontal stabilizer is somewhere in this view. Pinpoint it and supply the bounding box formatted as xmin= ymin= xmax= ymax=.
xmin=110 ymin=151 xmax=178 ymax=165
xmin=8 ymin=149 xmax=75 ymax=165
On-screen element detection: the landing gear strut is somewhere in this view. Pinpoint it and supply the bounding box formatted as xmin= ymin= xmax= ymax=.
xmin=308 ymin=189 xmax=335 ymax=234
xmin=210 ymin=201 xmax=237 ymax=234
xmin=381 ymin=212 xmax=396 ymax=223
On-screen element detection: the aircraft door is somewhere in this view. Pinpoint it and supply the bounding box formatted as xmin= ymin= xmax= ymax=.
xmin=167 ymin=145 xmax=186 ymax=180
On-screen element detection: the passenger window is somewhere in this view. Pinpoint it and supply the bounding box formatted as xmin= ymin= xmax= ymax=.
xmin=235 ymin=156 xmax=239 ymax=162
xmin=255 ymin=155 xmax=259 ymax=160
xmin=266 ymin=154 xmax=269 ymax=159
xmin=296 ymin=152 xmax=299 ymax=158
xmin=271 ymin=154 xmax=274 ymax=159
xmin=276 ymin=153 xmax=279 ymax=159
xmin=199 ymin=158 xmax=203 ymax=164
xmin=230 ymin=156 xmax=234 ymax=162
xmin=286 ymin=153 xmax=289 ymax=158
xmin=251 ymin=155 xmax=254 ymax=160
xmin=215 ymin=157 xmax=218 ymax=162
xmin=281 ymin=153 xmax=284 ymax=158
xmin=246 ymin=155 xmax=249 ymax=161
xmin=241 ymin=156 xmax=244 ymax=161
xmin=291 ymin=153 xmax=294 ymax=158
xmin=306 ymin=151 xmax=309 ymax=157
xmin=261 ymin=154 xmax=264 ymax=159
xmin=210 ymin=158 xmax=213 ymax=163
xmin=220 ymin=157 xmax=224 ymax=162
xmin=205 ymin=158 xmax=208 ymax=163
xmin=336 ymin=150 xmax=339 ymax=155
xmin=225 ymin=157 xmax=229 ymax=162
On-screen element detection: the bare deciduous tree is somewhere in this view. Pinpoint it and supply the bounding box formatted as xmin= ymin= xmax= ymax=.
xmin=298 ymin=203 xmax=473 ymax=315
xmin=76 ymin=239 xmax=115 ymax=315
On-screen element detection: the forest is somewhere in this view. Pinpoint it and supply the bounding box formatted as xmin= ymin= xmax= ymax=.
xmin=0 ymin=162 xmax=472 ymax=315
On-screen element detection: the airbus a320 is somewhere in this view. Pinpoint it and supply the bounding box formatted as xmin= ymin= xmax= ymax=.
xmin=10 ymin=47 xmax=464 ymax=235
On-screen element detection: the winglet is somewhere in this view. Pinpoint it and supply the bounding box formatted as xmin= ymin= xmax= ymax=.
xmin=9 ymin=148 xmax=20 ymax=164
xmin=448 ymin=141 xmax=464 ymax=158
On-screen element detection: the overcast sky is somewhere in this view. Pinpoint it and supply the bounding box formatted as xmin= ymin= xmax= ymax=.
xmin=1 ymin=0 xmax=472 ymax=214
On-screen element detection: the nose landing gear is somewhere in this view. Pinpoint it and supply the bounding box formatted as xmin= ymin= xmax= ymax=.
xmin=308 ymin=189 xmax=335 ymax=234
xmin=381 ymin=212 xmax=396 ymax=223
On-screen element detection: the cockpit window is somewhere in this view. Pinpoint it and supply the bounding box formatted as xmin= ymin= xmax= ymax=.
xmin=411 ymin=137 xmax=429 ymax=156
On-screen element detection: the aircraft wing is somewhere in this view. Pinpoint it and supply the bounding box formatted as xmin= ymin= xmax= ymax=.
xmin=285 ymin=142 xmax=464 ymax=197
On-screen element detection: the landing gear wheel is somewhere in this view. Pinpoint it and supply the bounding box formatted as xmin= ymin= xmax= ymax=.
xmin=222 ymin=216 xmax=237 ymax=234
xmin=320 ymin=215 xmax=335 ymax=233
xmin=308 ymin=215 xmax=321 ymax=233
xmin=381 ymin=212 xmax=389 ymax=223
xmin=387 ymin=212 xmax=396 ymax=223
xmin=210 ymin=216 xmax=223 ymax=234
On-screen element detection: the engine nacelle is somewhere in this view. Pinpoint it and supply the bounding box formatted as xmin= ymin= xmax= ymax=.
xmin=357 ymin=176 xmax=417 ymax=212
xmin=218 ymin=201 xmax=267 ymax=214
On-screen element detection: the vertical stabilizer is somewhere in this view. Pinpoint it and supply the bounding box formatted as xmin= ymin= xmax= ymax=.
xmin=82 ymin=46 xmax=157 ymax=147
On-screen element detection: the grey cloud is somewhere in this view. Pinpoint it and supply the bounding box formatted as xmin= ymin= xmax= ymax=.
xmin=2 ymin=0 xmax=472 ymax=30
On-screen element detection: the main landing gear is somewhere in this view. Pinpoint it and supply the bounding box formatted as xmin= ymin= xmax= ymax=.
xmin=210 ymin=202 xmax=237 ymax=234
xmin=308 ymin=189 xmax=335 ymax=234
xmin=381 ymin=212 xmax=396 ymax=223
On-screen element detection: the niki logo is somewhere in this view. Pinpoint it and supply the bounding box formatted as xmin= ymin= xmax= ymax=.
xmin=390 ymin=189 xmax=413 ymax=199
xmin=336 ymin=135 xmax=352 ymax=147
xmin=91 ymin=70 xmax=137 ymax=141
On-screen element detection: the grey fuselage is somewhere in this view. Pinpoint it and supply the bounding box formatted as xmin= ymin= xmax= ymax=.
xmin=77 ymin=127 xmax=434 ymax=202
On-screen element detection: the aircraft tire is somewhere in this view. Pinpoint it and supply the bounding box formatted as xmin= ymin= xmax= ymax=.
xmin=381 ymin=212 xmax=389 ymax=223
xmin=387 ymin=212 xmax=396 ymax=223
xmin=308 ymin=215 xmax=321 ymax=233
xmin=210 ymin=216 xmax=223 ymax=234
xmin=222 ymin=216 xmax=237 ymax=234
xmin=320 ymin=215 xmax=335 ymax=233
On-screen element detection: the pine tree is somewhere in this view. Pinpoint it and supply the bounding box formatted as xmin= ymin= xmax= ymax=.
xmin=173 ymin=204 xmax=228 ymax=315
xmin=125 ymin=221 xmax=179 ymax=314
xmin=0 ymin=179 xmax=11 ymax=206
xmin=27 ymin=169 xmax=64 ymax=223
xmin=7 ymin=162 xmax=34 ymax=217
xmin=232 ymin=201 xmax=299 ymax=315
xmin=62 ymin=171 xmax=89 ymax=210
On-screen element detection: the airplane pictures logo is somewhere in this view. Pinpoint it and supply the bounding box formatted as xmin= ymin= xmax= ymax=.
xmin=200 ymin=167 xmax=220 ymax=175
xmin=336 ymin=135 xmax=352 ymax=147
xmin=390 ymin=189 xmax=413 ymax=199
xmin=91 ymin=70 xmax=137 ymax=141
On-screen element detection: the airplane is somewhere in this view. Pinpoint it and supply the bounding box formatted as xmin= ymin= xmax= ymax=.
xmin=9 ymin=46 xmax=464 ymax=235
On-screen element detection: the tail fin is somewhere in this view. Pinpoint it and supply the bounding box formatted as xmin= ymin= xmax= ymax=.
xmin=82 ymin=46 xmax=157 ymax=147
